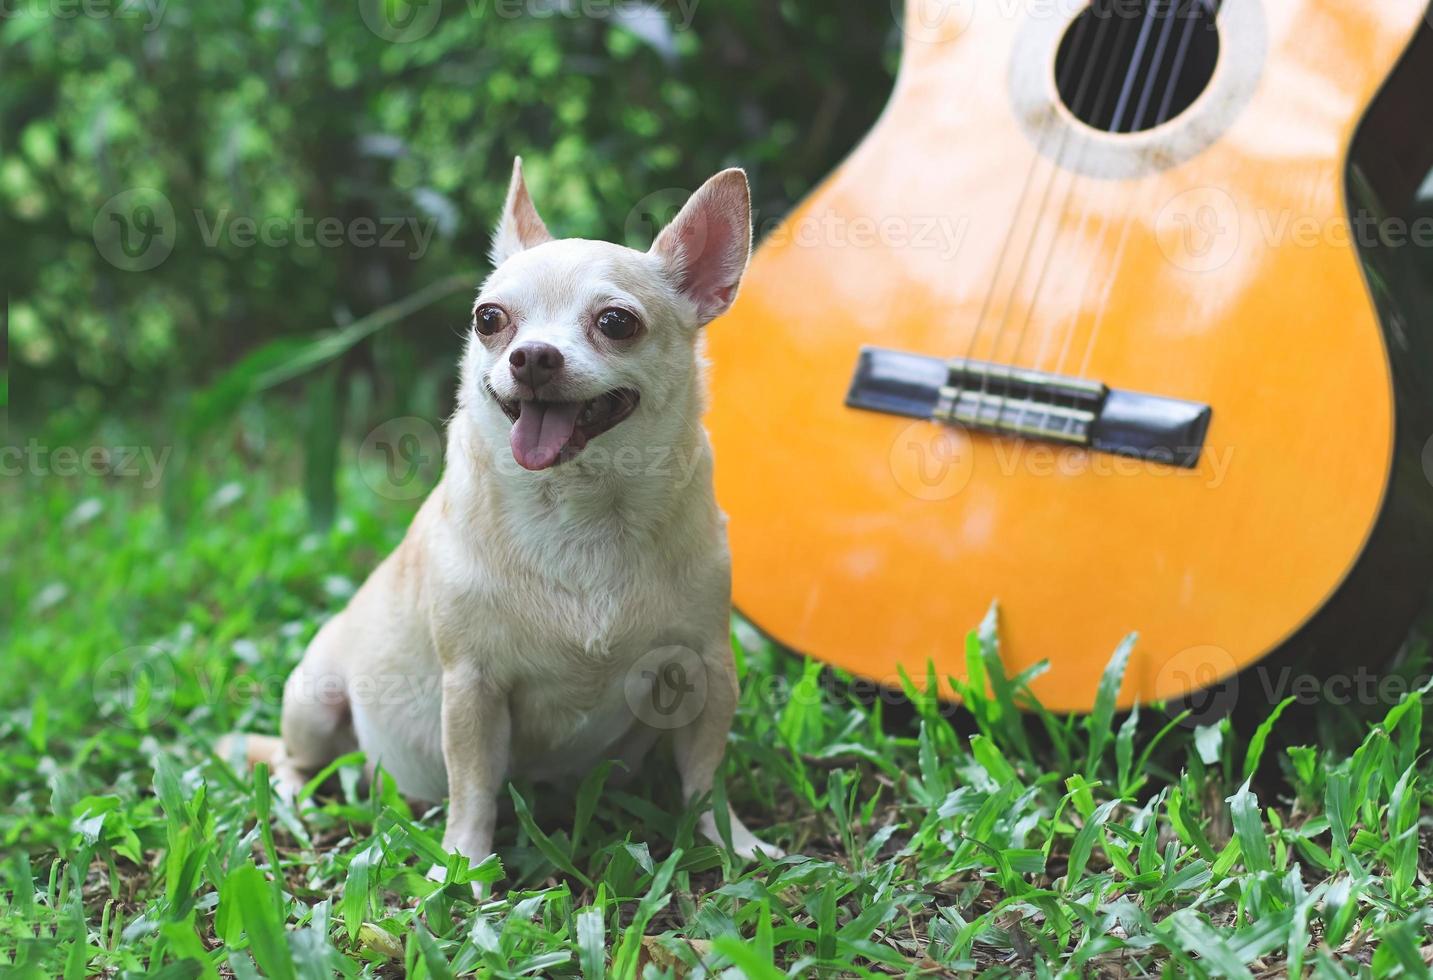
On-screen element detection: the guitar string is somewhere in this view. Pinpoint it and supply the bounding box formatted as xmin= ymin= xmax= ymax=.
xmin=1129 ymin=0 xmax=1186 ymax=130
xmin=950 ymin=0 xmax=1204 ymax=435
xmin=997 ymin=0 xmax=1209 ymax=441
xmin=1156 ymin=0 xmax=1211 ymax=123
xmin=997 ymin=0 xmax=1177 ymax=433
xmin=956 ymin=0 xmax=1128 ymax=423
xmin=1066 ymin=0 xmax=1212 ymax=392
xmin=945 ymin=4 xmax=1101 ymax=417
xmin=1037 ymin=0 xmax=1192 ymax=429
xmin=1107 ymin=0 xmax=1177 ymax=133
xmin=974 ymin=0 xmax=1131 ymax=415
xmin=982 ymin=0 xmax=1156 ymax=429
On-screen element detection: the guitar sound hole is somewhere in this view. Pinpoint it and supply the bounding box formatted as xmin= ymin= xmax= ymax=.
xmin=1054 ymin=0 xmax=1221 ymax=134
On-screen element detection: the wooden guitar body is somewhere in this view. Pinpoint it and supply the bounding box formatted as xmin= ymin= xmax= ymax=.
xmin=707 ymin=0 xmax=1433 ymax=711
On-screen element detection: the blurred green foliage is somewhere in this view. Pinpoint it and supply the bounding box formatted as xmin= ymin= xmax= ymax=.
xmin=3 ymin=0 xmax=898 ymax=419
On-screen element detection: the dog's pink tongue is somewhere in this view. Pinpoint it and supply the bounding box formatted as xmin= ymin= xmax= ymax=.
xmin=510 ymin=401 xmax=581 ymax=471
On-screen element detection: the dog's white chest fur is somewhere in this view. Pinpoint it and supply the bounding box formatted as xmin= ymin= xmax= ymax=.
xmin=440 ymin=515 xmax=708 ymax=765
xmin=338 ymin=427 xmax=728 ymax=802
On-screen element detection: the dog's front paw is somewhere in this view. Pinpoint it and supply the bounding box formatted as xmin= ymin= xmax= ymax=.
xmin=700 ymin=809 xmax=785 ymax=862
xmin=436 ymin=829 xmax=496 ymax=899
xmin=427 ymin=862 xmax=490 ymax=900
xmin=731 ymin=835 xmax=786 ymax=862
xmin=728 ymin=823 xmax=786 ymax=862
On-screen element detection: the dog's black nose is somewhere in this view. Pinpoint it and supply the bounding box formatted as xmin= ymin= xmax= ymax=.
xmin=509 ymin=342 xmax=564 ymax=391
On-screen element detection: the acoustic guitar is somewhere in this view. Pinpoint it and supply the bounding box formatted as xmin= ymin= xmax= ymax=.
xmin=706 ymin=0 xmax=1433 ymax=712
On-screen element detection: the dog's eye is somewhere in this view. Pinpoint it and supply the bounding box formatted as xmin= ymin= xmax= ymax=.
xmin=474 ymin=304 xmax=509 ymax=336
xmin=596 ymin=308 xmax=640 ymax=340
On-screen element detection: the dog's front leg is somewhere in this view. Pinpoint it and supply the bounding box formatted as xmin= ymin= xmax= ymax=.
xmin=673 ymin=645 xmax=784 ymax=861
xmin=437 ymin=663 xmax=510 ymax=894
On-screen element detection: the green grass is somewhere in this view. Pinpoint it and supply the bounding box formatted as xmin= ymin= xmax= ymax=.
xmin=4 ymin=413 xmax=1433 ymax=979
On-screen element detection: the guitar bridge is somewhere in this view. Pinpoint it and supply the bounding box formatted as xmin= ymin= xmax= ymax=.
xmin=936 ymin=358 xmax=1105 ymax=446
xmin=847 ymin=347 xmax=1212 ymax=469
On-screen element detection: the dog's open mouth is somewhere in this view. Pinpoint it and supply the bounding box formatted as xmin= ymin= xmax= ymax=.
xmin=489 ymin=386 xmax=640 ymax=471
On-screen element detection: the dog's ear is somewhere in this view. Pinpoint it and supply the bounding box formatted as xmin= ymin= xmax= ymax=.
xmin=490 ymin=157 xmax=554 ymax=266
xmin=650 ymin=168 xmax=752 ymax=326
